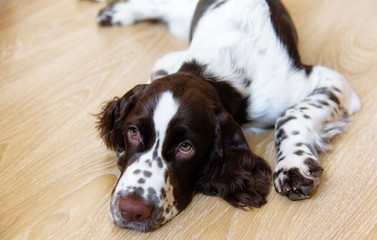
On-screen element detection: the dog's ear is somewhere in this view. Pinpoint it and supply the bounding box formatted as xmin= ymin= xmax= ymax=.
xmin=195 ymin=111 xmax=272 ymax=208
xmin=97 ymin=84 xmax=146 ymax=150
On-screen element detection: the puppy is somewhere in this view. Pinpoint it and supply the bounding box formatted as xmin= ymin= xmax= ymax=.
xmin=96 ymin=0 xmax=361 ymax=232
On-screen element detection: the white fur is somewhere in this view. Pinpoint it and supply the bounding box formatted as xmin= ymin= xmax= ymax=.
xmin=187 ymin=0 xmax=316 ymax=125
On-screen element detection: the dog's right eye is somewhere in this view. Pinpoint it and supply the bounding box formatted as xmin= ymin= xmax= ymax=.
xmin=128 ymin=127 xmax=141 ymax=141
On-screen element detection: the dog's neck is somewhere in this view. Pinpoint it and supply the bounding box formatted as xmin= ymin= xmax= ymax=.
xmin=179 ymin=60 xmax=250 ymax=124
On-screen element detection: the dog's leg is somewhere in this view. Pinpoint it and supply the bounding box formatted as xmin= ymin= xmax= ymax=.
xmin=273 ymin=66 xmax=361 ymax=200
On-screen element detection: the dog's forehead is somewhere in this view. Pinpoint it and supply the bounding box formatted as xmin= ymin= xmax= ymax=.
xmin=132 ymin=76 xmax=218 ymax=137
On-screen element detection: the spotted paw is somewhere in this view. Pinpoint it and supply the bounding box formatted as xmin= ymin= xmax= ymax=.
xmin=273 ymin=158 xmax=324 ymax=200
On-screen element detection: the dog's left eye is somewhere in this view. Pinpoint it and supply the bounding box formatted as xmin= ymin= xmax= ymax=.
xmin=179 ymin=142 xmax=194 ymax=154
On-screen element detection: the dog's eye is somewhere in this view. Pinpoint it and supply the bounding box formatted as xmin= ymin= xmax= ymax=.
xmin=179 ymin=142 xmax=193 ymax=154
xmin=128 ymin=127 xmax=140 ymax=141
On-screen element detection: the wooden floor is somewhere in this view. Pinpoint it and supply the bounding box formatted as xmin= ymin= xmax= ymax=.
xmin=1 ymin=0 xmax=377 ymax=239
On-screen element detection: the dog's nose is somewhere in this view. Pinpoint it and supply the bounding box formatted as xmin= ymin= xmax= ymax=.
xmin=119 ymin=197 xmax=152 ymax=222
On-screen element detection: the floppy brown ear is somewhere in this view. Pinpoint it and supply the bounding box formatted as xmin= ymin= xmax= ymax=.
xmin=96 ymin=84 xmax=146 ymax=150
xmin=195 ymin=112 xmax=272 ymax=208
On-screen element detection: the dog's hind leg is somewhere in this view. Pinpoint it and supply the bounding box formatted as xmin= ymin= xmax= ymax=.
xmin=96 ymin=0 xmax=198 ymax=40
xmin=96 ymin=0 xmax=168 ymax=26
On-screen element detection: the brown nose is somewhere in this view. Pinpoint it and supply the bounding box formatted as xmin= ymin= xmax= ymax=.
xmin=118 ymin=197 xmax=152 ymax=222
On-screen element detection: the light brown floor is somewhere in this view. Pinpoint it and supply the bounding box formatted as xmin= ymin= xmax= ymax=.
xmin=1 ymin=0 xmax=377 ymax=239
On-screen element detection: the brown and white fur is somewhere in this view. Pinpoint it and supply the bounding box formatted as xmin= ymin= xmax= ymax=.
xmin=95 ymin=0 xmax=361 ymax=232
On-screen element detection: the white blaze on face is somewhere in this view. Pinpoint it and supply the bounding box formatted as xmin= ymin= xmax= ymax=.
xmin=153 ymin=91 xmax=179 ymax=151
xmin=111 ymin=91 xmax=180 ymax=225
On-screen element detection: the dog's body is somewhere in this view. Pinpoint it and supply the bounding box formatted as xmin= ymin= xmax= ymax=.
xmin=96 ymin=0 xmax=361 ymax=232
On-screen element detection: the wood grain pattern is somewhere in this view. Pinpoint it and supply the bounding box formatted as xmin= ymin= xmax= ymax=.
xmin=1 ymin=0 xmax=376 ymax=239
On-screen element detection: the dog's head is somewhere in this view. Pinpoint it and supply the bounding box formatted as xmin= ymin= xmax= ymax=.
xmin=97 ymin=70 xmax=271 ymax=231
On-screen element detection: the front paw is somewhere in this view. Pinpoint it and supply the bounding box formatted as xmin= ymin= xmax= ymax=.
xmin=96 ymin=4 xmax=135 ymax=26
xmin=273 ymin=159 xmax=323 ymax=200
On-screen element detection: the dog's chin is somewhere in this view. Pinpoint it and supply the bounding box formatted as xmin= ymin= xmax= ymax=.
xmin=113 ymin=218 xmax=163 ymax=232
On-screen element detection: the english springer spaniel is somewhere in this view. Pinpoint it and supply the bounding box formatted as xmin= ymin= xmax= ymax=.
xmin=95 ymin=0 xmax=361 ymax=232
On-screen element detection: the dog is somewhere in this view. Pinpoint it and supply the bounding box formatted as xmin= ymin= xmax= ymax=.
xmin=95 ymin=0 xmax=361 ymax=232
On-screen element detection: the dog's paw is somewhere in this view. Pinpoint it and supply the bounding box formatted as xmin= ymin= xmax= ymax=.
xmin=273 ymin=158 xmax=323 ymax=200
xmin=96 ymin=4 xmax=135 ymax=26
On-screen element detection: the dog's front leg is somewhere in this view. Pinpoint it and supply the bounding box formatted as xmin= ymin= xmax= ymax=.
xmin=273 ymin=66 xmax=361 ymax=200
